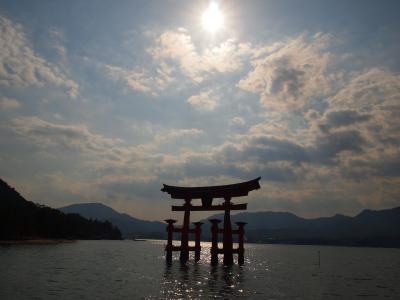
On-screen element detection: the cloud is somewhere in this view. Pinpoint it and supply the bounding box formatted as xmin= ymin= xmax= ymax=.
xmin=152 ymin=128 xmax=205 ymax=154
xmin=160 ymin=128 xmax=204 ymax=140
xmin=238 ymin=33 xmax=333 ymax=110
xmin=202 ymin=39 xmax=252 ymax=73
xmin=230 ymin=117 xmax=246 ymax=132
xmin=181 ymin=154 xmax=299 ymax=183
xmin=329 ymin=68 xmax=400 ymax=111
xmin=311 ymin=69 xmax=400 ymax=146
xmin=0 ymin=97 xmax=21 ymax=109
xmin=148 ymin=29 xmax=204 ymax=82
xmin=9 ymin=116 xmax=207 ymax=185
xmin=289 ymin=67 xmax=400 ymax=184
xmin=108 ymin=30 xmax=334 ymax=103
xmin=187 ymin=89 xmax=218 ymax=111
xmin=313 ymin=68 xmax=400 ymax=180
xmin=225 ymin=136 xmax=309 ymax=164
xmin=231 ymin=117 xmax=245 ymax=126
xmin=3 ymin=19 xmax=399 ymax=219
xmin=48 ymin=27 xmax=67 ymax=63
xmin=328 ymin=68 xmax=400 ymax=144
xmin=208 ymin=125 xmax=367 ymax=181
xmin=11 ymin=117 xmax=122 ymax=158
xmin=318 ymin=109 xmax=371 ymax=132
xmin=104 ymin=60 xmax=176 ymax=96
xmin=147 ymin=29 xmax=252 ymax=83
xmin=105 ymin=65 xmax=160 ymax=96
xmin=106 ymin=29 xmax=253 ymax=95
xmin=312 ymin=129 xmax=366 ymax=164
xmin=0 ymin=16 xmax=78 ymax=98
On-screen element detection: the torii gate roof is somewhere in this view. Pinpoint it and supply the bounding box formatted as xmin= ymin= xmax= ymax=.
xmin=161 ymin=177 xmax=261 ymax=199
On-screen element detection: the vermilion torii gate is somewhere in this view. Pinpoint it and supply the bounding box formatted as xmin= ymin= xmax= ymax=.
xmin=161 ymin=177 xmax=261 ymax=266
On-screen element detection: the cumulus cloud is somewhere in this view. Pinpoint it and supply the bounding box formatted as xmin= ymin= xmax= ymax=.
xmin=235 ymin=63 xmax=399 ymax=190
xmin=317 ymin=68 xmax=400 ymax=179
xmin=187 ymin=89 xmax=218 ymax=111
xmin=202 ymin=39 xmax=252 ymax=73
xmin=147 ymin=29 xmax=251 ymax=83
xmin=329 ymin=68 xmax=400 ymax=111
xmin=312 ymin=129 xmax=366 ymax=164
xmin=107 ymin=30 xmax=252 ymax=94
xmin=218 ymin=136 xmax=309 ymax=165
xmin=0 ymin=16 xmax=78 ymax=98
xmin=318 ymin=109 xmax=371 ymax=132
xmin=0 ymin=97 xmax=21 ymax=109
xmin=104 ymin=61 xmax=174 ymax=96
xmin=107 ymin=30 xmax=334 ymax=104
xmin=208 ymin=123 xmax=368 ymax=183
xmin=147 ymin=29 xmax=204 ymax=82
xmin=267 ymin=66 xmax=398 ymax=191
xmin=328 ymin=69 xmax=400 ymax=143
xmin=304 ymin=69 xmax=399 ymax=145
xmin=105 ymin=65 xmax=159 ymax=96
xmin=238 ymin=33 xmax=333 ymax=110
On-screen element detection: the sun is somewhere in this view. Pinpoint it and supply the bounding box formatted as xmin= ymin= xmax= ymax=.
xmin=201 ymin=2 xmax=224 ymax=34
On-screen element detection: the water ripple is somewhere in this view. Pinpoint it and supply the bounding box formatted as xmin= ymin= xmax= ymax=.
xmin=1 ymin=241 xmax=399 ymax=299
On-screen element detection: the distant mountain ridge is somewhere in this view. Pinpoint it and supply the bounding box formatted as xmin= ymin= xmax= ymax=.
xmin=59 ymin=203 xmax=165 ymax=239
xmin=60 ymin=201 xmax=400 ymax=247
xmin=201 ymin=207 xmax=400 ymax=247
xmin=4 ymin=174 xmax=398 ymax=246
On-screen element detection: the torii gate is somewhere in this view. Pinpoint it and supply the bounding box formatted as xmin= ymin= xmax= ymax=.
xmin=161 ymin=177 xmax=261 ymax=266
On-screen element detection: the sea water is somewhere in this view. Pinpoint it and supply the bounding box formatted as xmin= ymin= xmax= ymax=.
xmin=0 ymin=240 xmax=399 ymax=299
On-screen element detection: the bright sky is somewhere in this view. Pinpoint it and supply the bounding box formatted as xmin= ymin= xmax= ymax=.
xmin=1 ymin=0 xmax=399 ymax=221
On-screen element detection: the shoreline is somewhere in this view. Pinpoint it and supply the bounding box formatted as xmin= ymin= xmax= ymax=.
xmin=0 ymin=239 xmax=77 ymax=245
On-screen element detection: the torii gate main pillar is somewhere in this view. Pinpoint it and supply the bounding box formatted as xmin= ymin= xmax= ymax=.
xmin=223 ymin=197 xmax=233 ymax=266
xmin=179 ymin=199 xmax=191 ymax=263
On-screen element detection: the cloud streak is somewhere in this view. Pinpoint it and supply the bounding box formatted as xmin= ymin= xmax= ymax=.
xmin=0 ymin=16 xmax=78 ymax=98
xmin=0 ymin=97 xmax=21 ymax=109
xmin=11 ymin=117 xmax=122 ymax=159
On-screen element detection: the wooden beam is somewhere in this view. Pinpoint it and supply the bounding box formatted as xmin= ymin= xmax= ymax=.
xmin=171 ymin=203 xmax=247 ymax=211
xmin=162 ymin=177 xmax=261 ymax=199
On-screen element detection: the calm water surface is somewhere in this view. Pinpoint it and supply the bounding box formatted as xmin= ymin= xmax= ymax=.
xmin=0 ymin=240 xmax=399 ymax=299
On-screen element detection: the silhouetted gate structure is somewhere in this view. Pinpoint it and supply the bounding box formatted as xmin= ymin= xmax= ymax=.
xmin=161 ymin=177 xmax=261 ymax=266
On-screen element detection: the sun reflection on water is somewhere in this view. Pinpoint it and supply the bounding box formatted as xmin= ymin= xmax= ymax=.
xmin=159 ymin=242 xmax=248 ymax=299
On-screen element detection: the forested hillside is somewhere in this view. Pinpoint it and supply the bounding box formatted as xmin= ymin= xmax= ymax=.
xmin=0 ymin=179 xmax=121 ymax=240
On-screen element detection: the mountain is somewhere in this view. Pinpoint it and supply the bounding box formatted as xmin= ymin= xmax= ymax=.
xmin=60 ymin=201 xmax=400 ymax=247
xmin=4 ymin=175 xmax=398 ymax=247
xmin=201 ymin=207 xmax=400 ymax=247
xmin=0 ymin=179 xmax=121 ymax=240
xmin=59 ymin=203 xmax=165 ymax=239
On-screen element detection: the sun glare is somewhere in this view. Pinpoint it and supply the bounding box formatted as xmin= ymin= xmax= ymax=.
xmin=201 ymin=2 xmax=224 ymax=34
